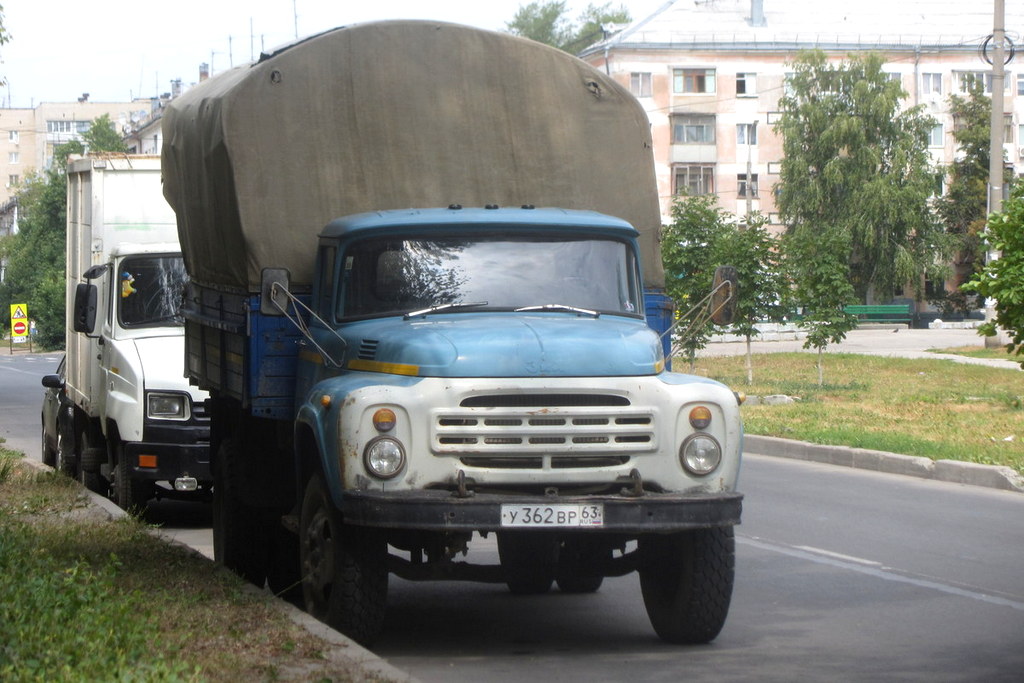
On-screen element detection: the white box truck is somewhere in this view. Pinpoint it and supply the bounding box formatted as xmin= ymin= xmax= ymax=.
xmin=65 ymin=154 xmax=210 ymax=510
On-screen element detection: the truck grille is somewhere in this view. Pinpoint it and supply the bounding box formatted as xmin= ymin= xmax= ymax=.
xmin=432 ymin=393 xmax=655 ymax=468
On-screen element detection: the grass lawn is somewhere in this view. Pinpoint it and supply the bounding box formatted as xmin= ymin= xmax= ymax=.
xmin=0 ymin=452 xmax=394 ymax=683
xmin=686 ymin=352 xmax=1023 ymax=475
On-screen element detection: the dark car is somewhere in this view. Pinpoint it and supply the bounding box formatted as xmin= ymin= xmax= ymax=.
xmin=41 ymin=355 xmax=76 ymax=476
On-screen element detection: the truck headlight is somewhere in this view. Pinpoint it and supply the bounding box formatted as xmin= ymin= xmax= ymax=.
xmin=147 ymin=392 xmax=189 ymax=420
xmin=679 ymin=433 xmax=721 ymax=475
xmin=364 ymin=437 xmax=406 ymax=479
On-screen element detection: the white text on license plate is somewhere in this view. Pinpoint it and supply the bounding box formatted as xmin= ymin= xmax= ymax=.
xmin=500 ymin=504 xmax=604 ymax=527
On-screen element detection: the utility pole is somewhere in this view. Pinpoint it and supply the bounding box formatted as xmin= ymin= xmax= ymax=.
xmin=984 ymin=0 xmax=1007 ymax=346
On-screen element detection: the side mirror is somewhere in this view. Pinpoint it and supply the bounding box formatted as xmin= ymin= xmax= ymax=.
xmin=41 ymin=374 xmax=64 ymax=389
xmin=710 ymin=265 xmax=738 ymax=326
xmin=260 ymin=268 xmax=291 ymax=316
xmin=73 ymin=283 xmax=98 ymax=334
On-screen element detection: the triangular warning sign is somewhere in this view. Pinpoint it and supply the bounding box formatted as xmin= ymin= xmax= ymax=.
xmin=11 ymin=305 xmax=27 ymax=320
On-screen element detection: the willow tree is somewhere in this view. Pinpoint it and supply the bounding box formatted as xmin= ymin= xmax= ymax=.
xmin=774 ymin=50 xmax=949 ymax=303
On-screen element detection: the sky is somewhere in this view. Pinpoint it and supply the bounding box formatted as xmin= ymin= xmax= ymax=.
xmin=1 ymin=0 xmax=666 ymax=108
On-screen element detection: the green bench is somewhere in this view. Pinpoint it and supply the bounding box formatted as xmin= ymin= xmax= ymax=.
xmin=844 ymin=304 xmax=913 ymax=326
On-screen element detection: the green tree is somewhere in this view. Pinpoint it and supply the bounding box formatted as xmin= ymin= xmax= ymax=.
xmin=714 ymin=215 xmax=791 ymax=384
xmin=662 ymin=196 xmax=789 ymax=377
xmin=774 ymin=50 xmax=948 ymax=304
xmin=934 ymin=81 xmax=1011 ymax=315
xmin=963 ymin=185 xmax=1024 ymax=368
xmin=784 ymin=226 xmax=857 ymax=385
xmin=506 ymin=1 xmax=629 ymax=53
xmin=2 ymin=111 xmax=127 ymax=349
xmin=0 ymin=4 xmax=10 ymax=85
xmin=81 ymin=113 xmax=128 ymax=154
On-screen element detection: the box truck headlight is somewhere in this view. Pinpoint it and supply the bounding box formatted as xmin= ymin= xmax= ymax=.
xmin=680 ymin=434 xmax=721 ymax=475
xmin=147 ymin=393 xmax=189 ymax=420
xmin=364 ymin=437 xmax=405 ymax=479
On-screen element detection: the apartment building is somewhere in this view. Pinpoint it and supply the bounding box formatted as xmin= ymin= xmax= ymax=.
xmin=579 ymin=0 xmax=1024 ymax=228
xmin=0 ymin=97 xmax=154 ymax=208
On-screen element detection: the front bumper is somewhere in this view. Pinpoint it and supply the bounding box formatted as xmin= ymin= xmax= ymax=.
xmin=340 ymin=489 xmax=742 ymax=533
xmin=123 ymin=442 xmax=212 ymax=483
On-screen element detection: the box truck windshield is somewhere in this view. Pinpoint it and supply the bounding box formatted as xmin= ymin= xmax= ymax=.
xmin=118 ymin=255 xmax=189 ymax=328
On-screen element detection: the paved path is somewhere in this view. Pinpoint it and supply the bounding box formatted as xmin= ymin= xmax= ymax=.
xmin=698 ymin=327 xmax=1021 ymax=370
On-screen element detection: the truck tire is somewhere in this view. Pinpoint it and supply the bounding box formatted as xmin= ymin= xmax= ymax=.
xmin=498 ymin=532 xmax=558 ymax=595
xmin=41 ymin=424 xmax=56 ymax=468
xmin=300 ymin=473 xmax=387 ymax=646
xmin=78 ymin=427 xmax=108 ymax=496
xmin=114 ymin=441 xmax=152 ymax=513
xmin=55 ymin=409 xmax=77 ymax=478
xmin=556 ymin=538 xmax=608 ymax=594
xmin=638 ymin=526 xmax=735 ymax=644
xmin=212 ymin=438 xmax=268 ymax=587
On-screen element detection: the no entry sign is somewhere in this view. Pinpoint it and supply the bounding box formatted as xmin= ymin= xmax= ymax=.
xmin=9 ymin=303 xmax=28 ymax=344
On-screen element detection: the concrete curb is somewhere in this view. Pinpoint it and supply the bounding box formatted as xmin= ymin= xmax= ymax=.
xmin=745 ymin=434 xmax=1024 ymax=493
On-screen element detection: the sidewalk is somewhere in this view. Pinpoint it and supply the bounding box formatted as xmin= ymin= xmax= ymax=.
xmin=698 ymin=327 xmax=1022 ymax=371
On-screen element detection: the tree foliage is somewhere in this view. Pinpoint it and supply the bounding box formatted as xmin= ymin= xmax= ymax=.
xmin=81 ymin=113 xmax=128 ymax=154
xmin=963 ymin=185 xmax=1024 ymax=368
xmin=2 ymin=114 xmax=128 ymax=349
xmin=0 ymin=4 xmax=9 ymax=86
xmin=783 ymin=225 xmax=858 ymax=385
xmin=774 ymin=50 xmax=948 ymax=303
xmin=505 ymin=1 xmax=629 ymax=53
xmin=661 ymin=195 xmax=789 ymax=377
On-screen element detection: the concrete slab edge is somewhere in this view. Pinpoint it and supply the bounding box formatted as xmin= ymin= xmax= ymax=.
xmin=744 ymin=434 xmax=1024 ymax=493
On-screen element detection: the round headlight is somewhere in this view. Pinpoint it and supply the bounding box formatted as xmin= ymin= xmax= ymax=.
xmin=680 ymin=434 xmax=722 ymax=475
xmin=364 ymin=437 xmax=406 ymax=479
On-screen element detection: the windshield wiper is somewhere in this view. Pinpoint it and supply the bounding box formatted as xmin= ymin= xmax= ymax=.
xmin=404 ymin=301 xmax=489 ymax=319
xmin=514 ymin=304 xmax=600 ymax=318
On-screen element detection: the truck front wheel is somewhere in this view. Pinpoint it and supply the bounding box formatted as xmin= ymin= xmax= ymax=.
xmin=114 ymin=442 xmax=152 ymax=512
xmin=638 ymin=526 xmax=735 ymax=644
xmin=498 ymin=532 xmax=558 ymax=595
xmin=300 ymin=473 xmax=387 ymax=646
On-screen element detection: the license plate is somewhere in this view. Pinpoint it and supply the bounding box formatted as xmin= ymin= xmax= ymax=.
xmin=500 ymin=504 xmax=604 ymax=528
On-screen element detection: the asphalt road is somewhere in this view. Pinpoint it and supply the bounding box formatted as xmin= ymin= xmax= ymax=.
xmin=4 ymin=343 xmax=1023 ymax=682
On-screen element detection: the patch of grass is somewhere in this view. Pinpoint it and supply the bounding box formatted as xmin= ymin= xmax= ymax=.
xmin=0 ymin=452 xmax=395 ymax=682
xmin=686 ymin=353 xmax=1024 ymax=474
xmin=928 ymin=345 xmax=1022 ymax=363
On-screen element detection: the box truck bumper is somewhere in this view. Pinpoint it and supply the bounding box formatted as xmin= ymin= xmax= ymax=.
xmin=338 ymin=489 xmax=742 ymax=533
xmin=123 ymin=442 xmax=212 ymax=485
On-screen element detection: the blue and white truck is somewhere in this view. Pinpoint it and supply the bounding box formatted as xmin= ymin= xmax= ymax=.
xmin=161 ymin=21 xmax=743 ymax=645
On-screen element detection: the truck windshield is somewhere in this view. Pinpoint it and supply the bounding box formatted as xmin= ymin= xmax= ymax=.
xmin=337 ymin=235 xmax=642 ymax=319
xmin=118 ymin=255 xmax=188 ymax=328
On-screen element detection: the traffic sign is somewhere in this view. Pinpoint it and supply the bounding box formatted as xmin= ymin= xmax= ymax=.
xmin=9 ymin=303 xmax=29 ymax=344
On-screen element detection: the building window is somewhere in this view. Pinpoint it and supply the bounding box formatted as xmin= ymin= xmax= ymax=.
xmin=767 ymin=161 xmax=783 ymax=174
xmin=46 ymin=119 xmax=90 ymax=134
xmin=671 ymin=114 xmax=715 ymax=144
xmin=928 ymin=124 xmax=944 ymax=147
xmin=1018 ymin=74 xmax=1024 ymax=96
xmin=922 ymin=73 xmax=942 ymax=96
xmin=673 ymin=68 xmax=716 ymax=94
xmin=736 ymin=72 xmax=757 ymax=96
xmin=736 ymin=123 xmax=758 ymax=145
xmin=8 ymin=130 xmax=18 ymax=144
xmin=1005 ymin=114 xmax=1014 ymax=143
xmin=8 ymin=152 xmax=18 ymax=164
xmin=673 ymin=164 xmax=715 ymax=196
xmin=630 ymin=72 xmax=652 ymax=98
xmin=8 ymin=175 xmax=19 ymax=187
xmin=956 ymin=71 xmax=1010 ymax=94
xmin=737 ymin=173 xmax=759 ymax=198
xmin=1018 ymin=123 xmax=1024 ymax=145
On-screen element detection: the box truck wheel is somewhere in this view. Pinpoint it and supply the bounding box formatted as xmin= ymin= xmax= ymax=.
xmin=638 ymin=526 xmax=735 ymax=644
xmin=113 ymin=441 xmax=153 ymax=512
xmin=212 ymin=438 xmax=268 ymax=587
xmin=498 ymin=531 xmax=558 ymax=595
xmin=78 ymin=427 xmax=108 ymax=496
xmin=55 ymin=408 xmax=78 ymax=478
xmin=300 ymin=472 xmax=387 ymax=646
